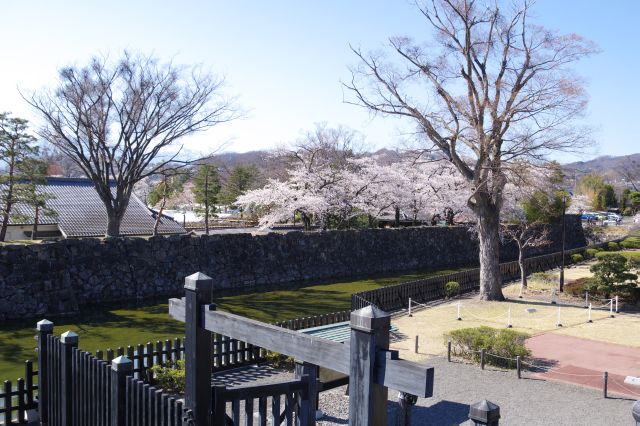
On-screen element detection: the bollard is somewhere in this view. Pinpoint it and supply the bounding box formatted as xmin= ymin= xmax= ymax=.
xmin=480 ymin=349 xmax=485 ymax=370
xmin=414 ymin=335 xmax=419 ymax=354
xmin=585 ymin=291 xmax=589 ymax=308
xmin=603 ymin=372 xmax=608 ymax=398
xmin=506 ymin=308 xmax=512 ymax=328
xmin=516 ymin=356 xmax=521 ymax=379
xmin=632 ymin=400 xmax=640 ymax=425
xmin=469 ymin=399 xmax=500 ymax=425
xmin=587 ymin=303 xmax=592 ymax=323
xmin=556 ymin=307 xmax=562 ymax=327
xmin=608 ymin=298 xmax=614 ymax=317
xmin=447 ymin=341 xmax=452 ymax=362
xmin=615 ymin=296 xmax=618 ymax=314
xmin=457 ymin=302 xmax=462 ymax=321
xmin=408 ymin=298 xmax=412 ymax=317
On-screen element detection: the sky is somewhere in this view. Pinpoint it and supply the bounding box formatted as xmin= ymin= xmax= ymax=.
xmin=1 ymin=1 xmax=638 ymax=162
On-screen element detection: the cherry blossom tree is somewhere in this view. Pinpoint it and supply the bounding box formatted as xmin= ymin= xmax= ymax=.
xmin=345 ymin=0 xmax=596 ymax=300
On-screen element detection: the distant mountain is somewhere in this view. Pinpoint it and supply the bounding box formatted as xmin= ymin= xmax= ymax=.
xmin=562 ymin=153 xmax=640 ymax=188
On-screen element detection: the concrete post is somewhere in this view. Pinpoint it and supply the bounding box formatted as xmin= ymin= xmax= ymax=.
xmin=348 ymin=305 xmax=390 ymax=426
xmin=184 ymin=272 xmax=214 ymax=426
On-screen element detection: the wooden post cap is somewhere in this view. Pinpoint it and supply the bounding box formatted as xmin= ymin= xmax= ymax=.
xmin=37 ymin=319 xmax=54 ymax=332
xmin=184 ymin=272 xmax=213 ymax=291
xmin=350 ymin=305 xmax=390 ymax=332
xmin=60 ymin=331 xmax=79 ymax=344
xmin=111 ymin=356 xmax=133 ymax=372
xmin=469 ymin=399 xmax=500 ymax=424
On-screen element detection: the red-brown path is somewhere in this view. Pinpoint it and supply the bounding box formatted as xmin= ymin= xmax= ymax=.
xmin=526 ymin=333 xmax=640 ymax=399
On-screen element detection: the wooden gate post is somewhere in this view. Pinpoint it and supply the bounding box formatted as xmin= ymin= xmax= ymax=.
xmin=110 ymin=356 xmax=133 ymax=426
xmin=184 ymin=272 xmax=214 ymax=426
xmin=36 ymin=319 xmax=53 ymax=425
xmin=60 ymin=331 xmax=78 ymax=426
xmin=349 ymin=305 xmax=390 ymax=426
xmin=295 ymin=361 xmax=319 ymax=425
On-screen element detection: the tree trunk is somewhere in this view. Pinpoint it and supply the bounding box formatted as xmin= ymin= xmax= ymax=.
xmin=0 ymin=202 xmax=12 ymax=242
xmin=106 ymin=211 xmax=122 ymax=237
xmin=476 ymin=205 xmax=504 ymax=301
xmin=518 ymin=245 xmax=527 ymax=298
xmin=204 ymin=173 xmax=210 ymax=235
xmin=368 ymin=214 xmax=374 ymax=228
xmin=395 ymin=207 xmax=400 ymax=227
xmin=32 ymin=205 xmax=40 ymax=240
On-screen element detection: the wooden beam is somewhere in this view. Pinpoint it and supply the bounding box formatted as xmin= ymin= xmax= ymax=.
xmin=169 ymin=298 xmax=434 ymax=397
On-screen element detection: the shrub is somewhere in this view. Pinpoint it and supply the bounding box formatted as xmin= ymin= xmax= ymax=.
xmin=607 ymin=242 xmax=620 ymax=251
xmin=585 ymin=248 xmax=598 ymax=259
xmin=264 ymin=351 xmax=295 ymax=370
xmin=620 ymin=237 xmax=640 ymax=249
xmin=571 ymin=253 xmax=584 ymax=263
xmin=564 ymin=277 xmax=590 ymax=297
xmin=445 ymin=326 xmax=531 ymax=369
xmin=589 ymin=253 xmax=638 ymax=298
xmin=444 ymin=281 xmax=460 ymax=298
xmin=150 ymin=360 xmax=185 ymax=394
xmin=531 ymin=272 xmax=555 ymax=284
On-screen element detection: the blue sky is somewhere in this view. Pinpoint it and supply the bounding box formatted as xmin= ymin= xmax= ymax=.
xmin=1 ymin=1 xmax=638 ymax=161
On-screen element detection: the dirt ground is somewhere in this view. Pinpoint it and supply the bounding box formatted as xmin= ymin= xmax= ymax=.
xmin=390 ymin=295 xmax=640 ymax=362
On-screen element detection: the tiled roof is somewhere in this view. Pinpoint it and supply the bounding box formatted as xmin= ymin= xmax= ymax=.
xmin=2 ymin=177 xmax=185 ymax=237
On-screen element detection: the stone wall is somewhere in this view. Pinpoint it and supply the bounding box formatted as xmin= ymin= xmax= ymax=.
xmin=0 ymin=215 xmax=586 ymax=320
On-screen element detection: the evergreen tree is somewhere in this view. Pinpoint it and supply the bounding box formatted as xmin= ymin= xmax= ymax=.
xmin=0 ymin=113 xmax=40 ymax=241
xmin=192 ymin=165 xmax=221 ymax=234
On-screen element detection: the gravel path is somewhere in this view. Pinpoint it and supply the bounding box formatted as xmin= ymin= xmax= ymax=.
xmin=317 ymin=356 xmax=637 ymax=425
xmin=214 ymin=358 xmax=637 ymax=425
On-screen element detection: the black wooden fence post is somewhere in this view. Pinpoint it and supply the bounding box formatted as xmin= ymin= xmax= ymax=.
xmin=60 ymin=331 xmax=78 ymax=426
xmin=295 ymin=361 xmax=319 ymax=425
xmin=349 ymin=305 xmax=390 ymax=426
xmin=110 ymin=356 xmax=133 ymax=426
xmin=36 ymin=319 xmax=53 ymax=425
xmin=184 ymin=272 xmax=214 ymax=426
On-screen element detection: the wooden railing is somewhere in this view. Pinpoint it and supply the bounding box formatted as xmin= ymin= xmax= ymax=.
xmin=274 ymin=310 xmax=351 ymax=331
xmin=0 ymin=361 xmax=37 ymax=425
xmin=212 ymin=376 xmax=310 ymax=425
xmin=351 ymin=240 xmax=621 ymax=313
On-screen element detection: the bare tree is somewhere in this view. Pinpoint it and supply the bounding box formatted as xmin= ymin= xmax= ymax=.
xmin=25 ymin=51 xmax=236 ymax=237
xmin=345 ymin=0 xmax=596 ymax=300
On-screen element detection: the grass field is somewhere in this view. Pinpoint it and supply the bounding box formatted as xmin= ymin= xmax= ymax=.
xmin=0 ymin=268 xmax=460 ymax=381
xmin=392 ymin=297 xmax=640 ymax=362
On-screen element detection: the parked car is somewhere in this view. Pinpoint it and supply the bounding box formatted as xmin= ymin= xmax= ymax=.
xmin=581 ymin=213 xmax=597 ymax=221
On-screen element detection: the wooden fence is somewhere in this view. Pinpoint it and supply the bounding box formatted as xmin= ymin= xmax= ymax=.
xmin=212 ymin=376 xmax=309 ymax=425
xmin=0 ymin=361 xmax=37 ymax=425
xmin=274 ymin=310 xmax=351 ymax=331
xmin=351 ymin=241 xmax=619 ymax=312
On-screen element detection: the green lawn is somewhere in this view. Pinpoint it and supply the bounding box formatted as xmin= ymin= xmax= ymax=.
xmin=0 ymin=268 xmax=460 ymax=381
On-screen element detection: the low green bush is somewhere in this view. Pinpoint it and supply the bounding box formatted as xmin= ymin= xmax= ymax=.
xmin=620 ymin=237 xmax=640 ymax=249
xmin=445 ymin=326 xmax=530 ymax=369
xmin=150 ymin=360 xmax=185 ymax=394
xmin=571 ymin=253 xmax=584 ymax=263
xmin=444 ymin=281 xmax=460 ymax=298
xmin=264 ymin=351 xmax=295 ymax=370
xmin=585 ymin=248 xmax=598 ymax=259
xmin=608 ymin=242 xmax=621 ymax=251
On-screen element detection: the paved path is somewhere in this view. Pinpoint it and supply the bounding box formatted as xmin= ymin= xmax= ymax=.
xmin=526 ymin=333 xmax=640 ymax=398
